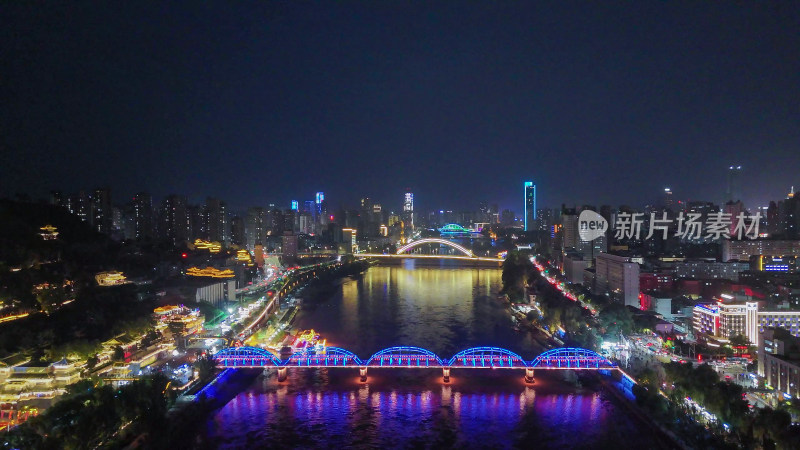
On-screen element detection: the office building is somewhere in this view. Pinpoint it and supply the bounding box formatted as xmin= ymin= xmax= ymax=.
xmin=282 ymin=232 xmax=298 ymax=263
xmin=230 ymin=216 xmax=245 ymax=246
xmin=66 ymin=191 xmax=91 ymax=223
xmin=751 ymin=255 xmax=798 ymax=273
xmin=524 ymin=182 xmax=536 ymax=231
xmin=91 ymin=187 xmax=112 ymax=234
xmin=662 ymin=188 xmax=674 ymax=210
xmin=133 ymin=192 xmax=153 ymax=239
xmin=725 ymin=165 xmax=742 ymax=203
xmin=693 ymin=297 xmax=800 ymax=345
xmin=594 ymin=253 xmax=640 ymax=307
xmin=159 ymin=194 xmax=190 ymax=245
xmin=759 ymin=328 xmax=800 ymax=398
xmin=205 ymin=197 xmax=227 ymax=242
xmin=403 ymin=189 xmax=414 ymax=229
xmin=245 ymin=207 xmax=267 ymax=251
xmin=673 ymin=260 xmax=750 ymax=282
xmin=722 ymin=239 xmax=800 ymax=262
xmin=563 ymin=252 xmax=589 ymax=284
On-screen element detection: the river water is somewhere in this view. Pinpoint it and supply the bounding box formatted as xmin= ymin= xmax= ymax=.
xmin=209 ymin=263 xmax=656 ymax=449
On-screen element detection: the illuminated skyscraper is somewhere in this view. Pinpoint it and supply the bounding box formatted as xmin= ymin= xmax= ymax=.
xmin=663 ymin=188 xmax=674 ymax=210
xmin=403 ymin=189 xmax=414 ymax=229
xmin=524 ymin=182 xmax=536 ymax=231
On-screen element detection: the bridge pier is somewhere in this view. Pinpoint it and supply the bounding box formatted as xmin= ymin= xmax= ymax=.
xmin=359 ymin=367 xmax=368 ymax=382
xmin=277 ymin=367 xmax=287 ymax=382
xmin=442 ymin=367 xmax=450 ymax=383
xmin=524 ymin=368 xmax=535 ymax=384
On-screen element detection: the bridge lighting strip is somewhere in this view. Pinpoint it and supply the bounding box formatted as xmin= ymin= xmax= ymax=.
xmin=394 ymin=238 xmax=475 ymax=257
xmin=358 ymin=254 xmax=502 ymax=262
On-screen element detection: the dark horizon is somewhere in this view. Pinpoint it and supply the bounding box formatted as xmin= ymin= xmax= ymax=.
xmin=2 ymin=2 xmax=798 ymax=212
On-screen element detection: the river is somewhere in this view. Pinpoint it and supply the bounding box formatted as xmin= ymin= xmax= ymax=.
xmin=208 ymin=263 xmax=657 ymax=449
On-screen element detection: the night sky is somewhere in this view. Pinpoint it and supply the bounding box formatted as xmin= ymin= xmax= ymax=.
xmin=1 ymin=2 xmax=798 ymax=212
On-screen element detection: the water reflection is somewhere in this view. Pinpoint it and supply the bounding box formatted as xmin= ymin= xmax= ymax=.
xmin=294 ymin=265 xmax=539 ymax=358
xmin=211 ymin=370 xmax=649 ymax=449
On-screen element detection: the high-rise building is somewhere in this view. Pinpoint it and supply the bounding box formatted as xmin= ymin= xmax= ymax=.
xmin=403 ymin=189 xmax=414 ymax=229
xmin=188 ymin=204 xmax=205 ymax=240
xmin=315 ymin=192 xmax=325 ymax=216
xmin=91 ymin=187 xmax=113 ymax=234
xmin=205 ymin=197 xmax=227 ymax=242
xmin=291 ymin=200 xmax=299 ymax=211
xmin=594 ymin=253 xmax=640 ymax=307
xmin=50 ymin=190 xmax=65 ymax=209
xmin=245 ymin=207 xmax=267 ymax=250
xmin=282 ymin=232 xmax=298 ymax=263
xmin=777 ymin=188 xmax=800 ymax=239
xmin=133 ymin=192 xmax=153 ymax=239
xmin=663 ymin=188 xmax=674 ymax=210
xmin=267 ymin=208 xmax=284 ymax=235
xmin=283 ymin=209 xmax=297 ymax=233
xmin=159 ymin=194 xmax=189 ymax=245
xmin=298 ymin=212 xmax=313 ymax=234
xmin=524 ymin=182 xmax=536 ymax=231
xmin=725 ymin=165 xmax=742 ymax=203
xmin=230 ymin=216 xmax=245 ymax=246
xmin=66 ymin=191 xmax=91 ymax=223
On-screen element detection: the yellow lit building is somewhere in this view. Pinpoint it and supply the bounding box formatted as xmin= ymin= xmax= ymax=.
xmin=154 ymin=305 xmax=204 ymax=335
xmin=186 ymin=267 xmax=235 ymax=278
xmin=95 ymin=271 xmax=129 ymax=286
xmin=192 ymin=239 xmax=222 ymax=253
xmin=38 ymin=225 xmax=59 ymax=240
xmin=236 ymin=249 xmax=254 ymax=266
xmin=0 ymin=359 xmax=80 ymax=402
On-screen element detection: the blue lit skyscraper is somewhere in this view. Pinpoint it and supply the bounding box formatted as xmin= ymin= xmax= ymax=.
xmin=524 ymin=182 xmax=536 ymax=231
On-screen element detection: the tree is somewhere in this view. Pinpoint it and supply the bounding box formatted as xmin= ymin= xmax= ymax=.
xmin=501 ymin=251 xmax=533 ymax=302
xmin=112 ymin=345 xmax=125 ymax=362
xmin=598 ymin=303 xmax=634 ymax=337
xmin=86 ymin=354 xmax=99 ymax=370
xmin=194 ymin=355 xmax=217 ymax=381
xmin=729 ymin=334 xmax=750 ymax=347
xmin=35 ymin=286 xmax=64 ymax=314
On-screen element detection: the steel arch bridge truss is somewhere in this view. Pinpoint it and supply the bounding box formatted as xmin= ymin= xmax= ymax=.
xmin=529 ymin=348 xmax=615 ymax=370
xmin=395 ymin=238 xmax=474 ymax=257
xmin=213 ymin=346 xmax=617 ymax=371
xmin=448 ymin=347 xmax=527 ymax=368
xmin=216 ymin=346 xmax=282 ymax=368
xmin=284 ymin=347 xmax=362 ymax=367
xmin=364 ymin=346 xmax=445 ymax=368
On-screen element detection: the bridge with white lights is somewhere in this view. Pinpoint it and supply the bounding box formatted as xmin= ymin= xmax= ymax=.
xmin=213 ymin=346 xmax=626 ymax=383
xmin=358 ymin=238 xmax=502 ymax=264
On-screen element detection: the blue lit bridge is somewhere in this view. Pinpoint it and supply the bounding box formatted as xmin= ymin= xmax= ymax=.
xmin=214 ymin=346 xmax=625 ymax=383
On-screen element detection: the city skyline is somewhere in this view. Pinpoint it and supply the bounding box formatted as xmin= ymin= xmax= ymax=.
xmin=2 ymin=3 xmax=798 ymax=210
